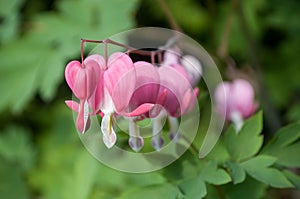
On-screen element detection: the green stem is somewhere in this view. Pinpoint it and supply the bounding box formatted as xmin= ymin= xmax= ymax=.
xmin=156 ymin=0 xmax=182 ymax=32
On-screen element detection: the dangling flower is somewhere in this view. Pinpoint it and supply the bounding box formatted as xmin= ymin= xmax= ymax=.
xmin=214 ymin=79 xmax=258 ymax=132
xmin=143 ymin=49 xmax=201 ymax=150
xmin=125 ymin=61 xmax=163 ymax=151
xmin=100 ymin=53 xmax=156 ymax=148
xmin=64 ymin=55 xmax=102 ymax=133
xmin=64 ymin=39 xmax=203 ymax=152
xmin=150 ymin=64 xmax=199 ymax=150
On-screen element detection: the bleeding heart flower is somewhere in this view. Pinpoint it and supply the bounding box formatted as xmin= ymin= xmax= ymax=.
xmin=158 ymin=64 xmax=199 ymax=117
xmin=65 ymin=56 xmax=102 ymax=133
xmin=214 ymin=79 xmax=258 ymax=132
xmin=163 ymin=49 xmax=202 ymax=86
xmin=100 ymin=53 xmax=157 ymax=148
xmin=65 ymin=44 xmax=202 ymax=152
xmin=125 ymin=61 xmax=167 ymax=151
xmin=149 ymin=64 xmax=199 ymax=150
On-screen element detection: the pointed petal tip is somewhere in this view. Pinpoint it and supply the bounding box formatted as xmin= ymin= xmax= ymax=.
xmin=151 ymin=136 xmax=165 ymax=151
xmin=124 ymin=103 xmax=155 ymax=117
xmin=103 ymin=132 xmax=117 ymax=148
xmin=76 ymin=116 xmax=91 ymax=134
xmin=65 ymin=100 xmax=80 ymax=112
xmin=129 ymin=136 xmax=144 ymax=152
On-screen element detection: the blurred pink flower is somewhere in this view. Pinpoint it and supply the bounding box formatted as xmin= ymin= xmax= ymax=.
xmin=215 ymin=79 xmax=258 ymax=131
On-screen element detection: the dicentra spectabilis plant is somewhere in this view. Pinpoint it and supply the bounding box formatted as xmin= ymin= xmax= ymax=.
xmin=65 ymin=39 xmax=200 ymax=151
xmin=63 ymin=32 xmax=300 ymax=198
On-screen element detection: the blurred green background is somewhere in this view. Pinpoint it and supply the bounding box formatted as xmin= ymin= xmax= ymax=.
xmin=0 ymin=0 xmax=300 ymax=198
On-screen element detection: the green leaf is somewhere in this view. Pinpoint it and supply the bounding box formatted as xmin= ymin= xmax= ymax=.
xmin=286 ymin=102 xmax=300 ymax=122
xmin=0 ymin=159 xmax=30 ymax=199
xmin=28 ymin=104 xmax=101 ymax=199
xmin=222 ymin=176 xmax=267 ymax=199
xmin=283 ymin=170 xmax=300 ymax=190
xmin=200 ymin=161 xmax=231 ymax=185
xmin=261 ymin=122 xmax=300 ymax=167
xmin=0 ymin=0 xmax=24 ymax=43
xmin=0 ymin=126 xmax=35 ymax=171
xmin=118 ymin=184 xmax=179 ymax=199
xmin=241 ymin=155 xmax=293 ymax=188
xmin=224 ymin=161 xmax=246 ymax=184
xmin=224 ymin=111 xmax=263 ymax=161
xmin=0 ymin=0 xmax=138 ymax=113
xmin=178 ymin=177 xmax=207 ymax=199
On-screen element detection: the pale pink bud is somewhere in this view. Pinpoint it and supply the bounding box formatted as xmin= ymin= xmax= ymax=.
xmin=215 ymin=79 xmax=258 ymax=131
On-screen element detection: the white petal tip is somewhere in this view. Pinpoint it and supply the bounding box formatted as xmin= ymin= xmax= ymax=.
xmin=103 ymin=133 xmax=117 ymax=148
xmin=129 ymin=137 xmax=144 ymax=152
xmin=152 ymin=136 xmax=165 ymax=151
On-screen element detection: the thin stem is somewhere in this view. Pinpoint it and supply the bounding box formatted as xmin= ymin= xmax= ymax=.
xmin=105 ymin=38 xmax=135 ymax=51
xmin=217 ymin=0 xmax=238 ymax=58
xmin=214 ymin=185 xmax=226 ymax=199
xmin=158 ymin=51 xmax=162 ymax=63
xmin=80 ymin=36 xmax=181 ymax=65
xmin=104 ymin=41 xmax=108 ymax=66
xmin=151 ymin=51 xmax=155 ymax=64
xmin=180 ymin=133 xmax=199 ymax=157
xmin=80 ymin=39 xmax=85 ymax=64
xmin=237 ymin=1 xmax=281 ymax=132
xmin=80 ymin=38 xmax=103 ymax=65
xmin=156 ymin=0 xmax=182 ymax=32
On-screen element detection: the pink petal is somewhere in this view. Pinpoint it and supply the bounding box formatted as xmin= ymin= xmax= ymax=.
xmin=214 ymin=82 xmax=231 ymax=119
xmin=85 ymin=54 xmax=106 ymax=70
xmin=76 ymin=100 xmax=90 ymax=134
xmin=88 ymin=70 xmax=104 ymax=114
xmin=85 ymin=55 xmax=105 ymax=113
xmin=104 ymin=52 xmax=135 ymax=96
xmin=104 ymin=53 xmax=136 ymax=112
xmin=182 ymin=87 xmax=199 ymax=114
xmin=65 ymin=100 xmax=79 ymax=112
xmin=84 ymin=60 xmax=101 ymax=98
xmin=127 ymin=62 xmax=160 ymax=112
xmin=149 ymin=89 xmax=168 ymax=117
xmin=231 ymin=79 xmax=256 ymax=118
xmin=73 ymin=68 xmax=88 ymax=99
xmin=122 ymin=103 xmax=155 ymax=117
xmin=65 ymin=61 xmax=81 ymax=91
xmin=158 ymin=65 xmax=192 ymax=117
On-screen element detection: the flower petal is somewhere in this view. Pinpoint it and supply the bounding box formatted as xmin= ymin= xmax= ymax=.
xmin=122 ymin=103 xmax=155 ymax=117
xmin=181 ymin=55 xmax=202 ymax=86
xmin=76 ymin=99 xmax=90 ymax=134
xmin=65 ymin=60 xmax=81 ymax=92
xmin=65 ymin=100 xmax=79 ymax=112
xmin=104 ymin=53 xmax=136 ymax=112
xmin=214 ymin=82 xmax=231 ymax=119
xmin=128 ymin=119 xmax=144 ymax=152
xmin=101 ymin=114 xmax=117 ymax=148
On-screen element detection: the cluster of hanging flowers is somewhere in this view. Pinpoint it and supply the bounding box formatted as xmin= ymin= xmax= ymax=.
xmin=65 ymin=39 xmax=201 ymax=152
